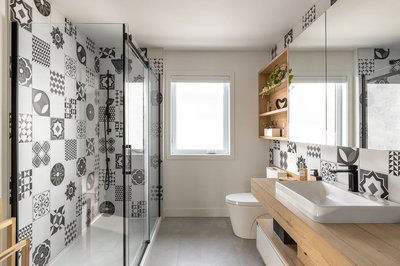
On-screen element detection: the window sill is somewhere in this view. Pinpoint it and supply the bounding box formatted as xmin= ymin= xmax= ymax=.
xmin=166 ymin=154 xmax=234 ymax=160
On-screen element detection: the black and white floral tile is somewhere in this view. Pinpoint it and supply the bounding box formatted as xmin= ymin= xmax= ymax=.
xmin=270 ymin=141 xmax=400 ymax=203
xmin=11 ymin=0 xmax=103 ymax=264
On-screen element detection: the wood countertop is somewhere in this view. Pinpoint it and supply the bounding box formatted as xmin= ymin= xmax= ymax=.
xmin=251 ymin=178 xmax=400 ymax=266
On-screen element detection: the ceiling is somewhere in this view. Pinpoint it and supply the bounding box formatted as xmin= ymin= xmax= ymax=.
xmin=52 ymin=0 xmax=316 ymax=50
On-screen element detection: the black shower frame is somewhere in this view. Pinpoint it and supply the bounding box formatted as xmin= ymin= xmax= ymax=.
xmin=10 ymin=22 xmax=161 ymax=266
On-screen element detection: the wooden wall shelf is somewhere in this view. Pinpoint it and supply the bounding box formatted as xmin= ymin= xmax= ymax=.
xmin=259 ymin=136 xmax=288 ymax=141
xmin=258 ymin=49 xmax=289 ymax=139
xmin=259 ymin=108 xmax=288 ymax=117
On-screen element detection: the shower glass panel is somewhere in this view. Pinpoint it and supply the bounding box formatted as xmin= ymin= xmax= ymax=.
xmin=149 ymin=71 xmax=161 ymax=233
xmin=124 ymin=44 xmax=149 ymax=265
xmin=12 ymin=19 xmax=161 ymax=266
xmin=12 ymin=21 xmax=130 ymax=265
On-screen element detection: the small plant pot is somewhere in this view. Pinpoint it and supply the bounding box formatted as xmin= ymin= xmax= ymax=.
xmin=264 ymin=128 xmax=281 ymax=137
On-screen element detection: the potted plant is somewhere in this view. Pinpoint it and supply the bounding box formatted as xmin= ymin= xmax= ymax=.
xmin=264 ymin=120 xmax=280 ymax=137
xmin=260 ymin=64 xmax=294 ymax=98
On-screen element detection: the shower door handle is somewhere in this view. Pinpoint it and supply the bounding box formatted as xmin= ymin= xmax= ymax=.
xmin=125 ymin=145 xmax=132 ymax=175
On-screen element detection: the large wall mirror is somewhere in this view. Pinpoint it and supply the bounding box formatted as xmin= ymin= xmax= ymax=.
xmin=288 ymin=0 xmax=400 ymax=150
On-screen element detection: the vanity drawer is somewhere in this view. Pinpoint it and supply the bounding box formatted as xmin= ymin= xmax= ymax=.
xmin=257 ymin=225 xmax=286 ymax=266
xmin=256 ymin=219 xmax=302 ymax=266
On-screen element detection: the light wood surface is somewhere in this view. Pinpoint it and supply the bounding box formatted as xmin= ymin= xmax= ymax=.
xmin=258 ymin=49 xmax=289 ymax=140
xmin=257 ymin=219 xmax=303 ymax=266
xmin=0 ymin=197 xmax=29 ymax=266
xmin=251 ymin=178 xmax=400 ymax=266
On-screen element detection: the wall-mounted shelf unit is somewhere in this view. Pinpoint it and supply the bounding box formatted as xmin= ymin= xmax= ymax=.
xmin=258 ymin=49 xmax=289 ymax=141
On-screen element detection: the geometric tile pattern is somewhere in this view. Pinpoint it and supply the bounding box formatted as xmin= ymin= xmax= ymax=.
xmin=50 ymin=118 xmax=64 ymax=140
xmin=50 ymin=163 xmax=65 ymax=186
xmin=131 ymin=169 xmax=144 ymax=185
xmin=99 ymin=74 xmax=115 ymax=90
xmin=50 ymin=205 xmax=65 ymax=236
xmin=273 ymin=140 xmax=280 ymax=150
xmin=131 ymin=201 xmax=146 ymax=218
xmin=76 ymin=42 xmax=87 ymax=66
xmin=358 ymin=59 xmax=375 ymax=76
xmin=115 ymin=154 xmax=123 ymax=169
xmin=18 ymin=114 xmax=33 ymax=143
xmin=99 ymin=201 xmax=115 ymax=217
xmin=17 ymin=170 xmax=32 ymax=201
xmin=99 ymin=137 xmax=115 ymax=154
xmin=32 ymin=89 xmax=50 ymax=116
xmin=115 ymin=185 xmax=132 ymax=201
xmin=86 ymin=37 xmax=95 ymax=54
xmin=76 ymin=195 xmax=85 ymax=217
xmin=18 ymin=223 xmax=32 ymax=243
xmin=115 ymin=122 xmax=123 ymax=138
xmin=307 ymin=144 xmax=321 ymax=158
xmin=287 ymin=141 xmax=297 ymax=153
xmin=33 ymin=0 xmax=51 ymax=17
xmin=284 ymin=29 xmax=293 ymax=48
xmin=76 ymin=82 xmax=86 ymax=101
xmin=150 ymin=154 xmax=160 ymax=169
xmin=337 ymin=147 xmax=359 ymax=165
xmin=32 ymin=141 xmax=50 ymax=168
xmin=50 ymin=70 xmax=65 ymax=96
xmin=76 ymin=157 xmax=86 ymax=177
xmin=77 ymin=120 xmax=86 ymax=139
xmin=50 ymin=26 xmax=64 ymax=49
xmin=321 ymin=160 xmax=336 ymax=183
xmin=32 ymin=239 xmax=50 ymax=266
xmin=86 ymin=138 xmax=95 ymax=156
xmin=269 ymin=148 xmax=273 ymax=165
xmin=302 ymin=5 xmax=316 ymax=30
xmin=86 ymin=67 xmax=95 ymax=88
xmin=65 ymin=55 xmax=77 ymax=79
xmin=10 ymin=0 xmax=33 ymax=26
xmin=99 ymin=170 xmax=115 ymax=187
xmin=65 ymin=181 xmax=76 ymax=201
xmin=149 ymin=58 xmax=163 ymax=75
xmin=359 ymin=170 xmax=389 ymax=199
xmin=18 ymin=57 xmax=32 ymax=87
xmin=32 ymin=35 xmax=50 ymax=68
xmin=64 ymin=18 xmax=76 ymax=39
xmin=64 ymin=98 xmax=77 ymax=119
xmin=99 ymin=47 xmax=116 ymax=58
xmin=389 ymin=151 xmax=400 ymax=176
xmin=33 ymin=190 xmax=50 ymax=221
xmin=279 ymin=151 xmax=288 ymax=169
xmin=65 ymin=139 xmax=77 ymax=161
xmin=64 ymin=220 xmax=77 ymax=246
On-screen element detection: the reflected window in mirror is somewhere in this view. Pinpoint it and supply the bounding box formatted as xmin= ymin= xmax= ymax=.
xmin=289 ymin=77 xmax=348 ymax=146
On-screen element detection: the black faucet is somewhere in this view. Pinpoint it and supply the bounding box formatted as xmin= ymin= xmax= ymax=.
xmin=329 ymin=165 xmax=359 ymax=192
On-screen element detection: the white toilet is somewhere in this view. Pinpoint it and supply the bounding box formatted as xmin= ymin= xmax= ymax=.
xmin=225 ymin=193 xmax=270 ymax=239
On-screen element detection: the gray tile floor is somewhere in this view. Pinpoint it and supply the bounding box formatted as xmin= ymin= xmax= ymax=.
xmin=145 ymin=218 xmax=264 ymax=266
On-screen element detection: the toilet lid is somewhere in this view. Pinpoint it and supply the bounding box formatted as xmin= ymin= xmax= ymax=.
xmin=225 ymin=193 xmax=262 ymax=206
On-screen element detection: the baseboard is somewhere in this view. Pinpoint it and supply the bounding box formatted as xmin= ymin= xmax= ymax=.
xmin=164 ymin=208 xmax=229 ymax=217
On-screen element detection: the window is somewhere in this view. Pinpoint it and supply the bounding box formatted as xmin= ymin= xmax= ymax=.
xmin=170 ymin=76 xmax=231 ymax=155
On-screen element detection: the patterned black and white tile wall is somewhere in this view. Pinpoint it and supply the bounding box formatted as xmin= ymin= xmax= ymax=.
xmin=11 ymin=0 xmax=103 ymax=263
xmin=270 ymin=141 xmax=400 ymax=203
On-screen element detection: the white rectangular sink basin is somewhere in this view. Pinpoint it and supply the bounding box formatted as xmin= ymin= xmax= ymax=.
xmin=275 ymin=181 xmax=400 ymax=223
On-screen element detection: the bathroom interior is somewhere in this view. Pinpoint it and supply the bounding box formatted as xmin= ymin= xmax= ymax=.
xmin=1 ymin=0 xmax=400 ymax=265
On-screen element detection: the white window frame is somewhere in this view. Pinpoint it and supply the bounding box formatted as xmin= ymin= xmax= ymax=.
xmin=166 ymin=72 xmax=234 ymax=159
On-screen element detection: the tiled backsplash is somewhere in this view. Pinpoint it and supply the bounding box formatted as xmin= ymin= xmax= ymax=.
xmin=270 ymin=140 xmax=400 ymax=203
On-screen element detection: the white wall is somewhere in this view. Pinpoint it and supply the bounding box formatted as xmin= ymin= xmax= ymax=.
xmin=163 ymin=51 xmax=268 ymax=217
xmin=1 ymin=0 xmax=9 ymax=219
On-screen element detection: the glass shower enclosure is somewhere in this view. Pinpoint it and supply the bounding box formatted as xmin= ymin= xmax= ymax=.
xmin=11 ymin=20 xmax=161 ymax=266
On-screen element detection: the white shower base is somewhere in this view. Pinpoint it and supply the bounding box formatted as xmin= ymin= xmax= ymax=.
xmin=50 ymin=215 xmax=146 ymax=266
